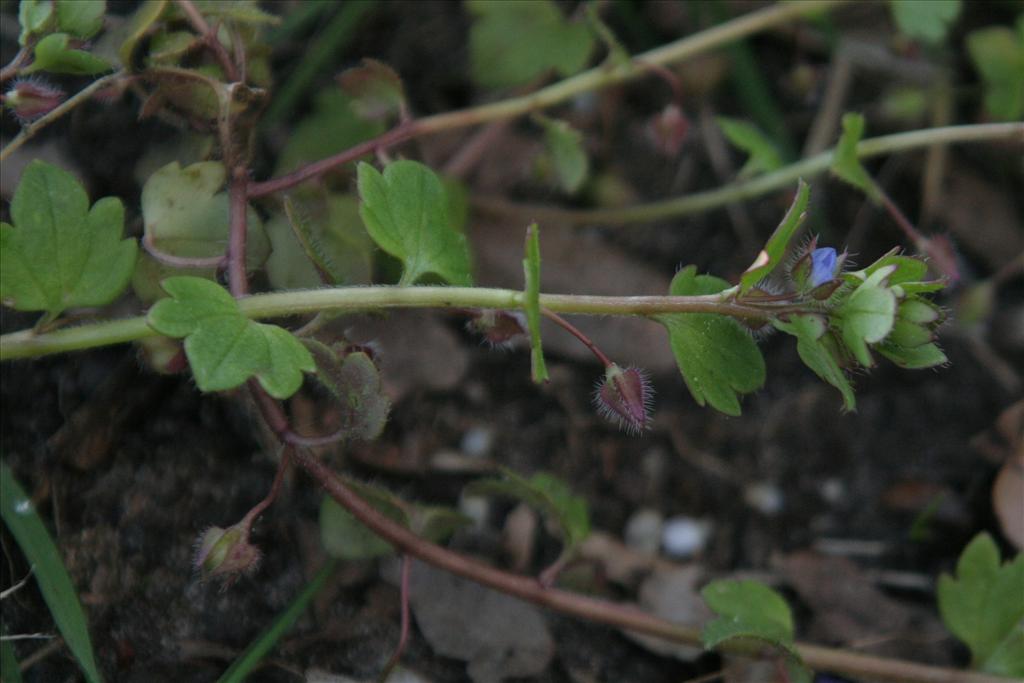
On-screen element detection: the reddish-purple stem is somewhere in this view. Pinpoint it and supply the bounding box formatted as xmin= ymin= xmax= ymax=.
xmin=378 ymin=554 xmax=412 ymax=682
xmin=541 ymin=308 xmax=612 ymax=367
xmin=228 ymin=168 xmax=249 ymax=297
xmin=175 ymin=0 xmax=240 ymax=82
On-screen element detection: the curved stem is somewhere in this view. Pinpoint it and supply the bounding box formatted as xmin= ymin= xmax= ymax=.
xmin=472 ymin=122 xmax=1024 ymax=225
xmin=175 ymin=0 xmax=240 ymax=82
xmin=0 ymin=286 xmax=798 ymax=361
xmin=377 ymin=554 xmax=411 ymax=683
xmin=247 ymin=0 xmax=846 ymax=198
xmin=542 ymin=308 xmax=612 ymax=367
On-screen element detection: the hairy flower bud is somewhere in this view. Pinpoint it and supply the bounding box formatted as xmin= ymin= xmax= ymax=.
xmin=594 ymin=364 xmax=653 ymax=433
xmin=194 ymin=524 xmax=261 ymax=583
xmin=3 ymin=78 xmax=65 ymax=124
xmin=466 ymin=309 xmax=528 ymax=349
xmin=790 ymin=238 xmax=847 ymax=295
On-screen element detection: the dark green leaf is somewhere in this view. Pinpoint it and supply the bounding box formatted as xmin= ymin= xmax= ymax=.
xmin=147 ymin=277 xmax=314 ymax=398
xmin=1 ymin=461 xmax=103 ymax=683
xmin=523 ymin=223 xmax=548 ymax=383
xmin=357 ymin=160 xmax=473 ymax=286
xmin=319 ymin=482 xmax=407 ymax=560
xmin=1 ymin=160 xmax=136 ymax=318
xmin=275 ymin=91 xmax=384 ymax=175
xmin=739 ymin=180 xmax=809 ymax=295
xmin=656 ymin=267 xmax=766 ymax=416
xmin=967 ymin=24 xmax=1024 ymax=121
xmin=890 ymin=0 xmax=961 ymax=45
xmin=717 ymin=117 xmax=783 ymax=178
xmin=838 ymin=266 xmax=897 ymax=367
xmin=938 ymin=533 xmax=1024 ymax=675
xmin=877 ymin=341 xmax=947 ymax=369
xmin=304 ymin=341 xmax=391 ymax=441
xmin=118 ymin=0 xmax=169 ymax=67
xmin=773 ymin=314 xmax=855 ymax=411
xmin=56 ymin=0 xmax=105 ymax=39
xmin=467 ymin=0 xmax=594 ymax=89
xmin=1 ymin=639 xmax=22 ymax=683
xmin=26 ymin=33 xmax=112 ymax=75
xmin=411 ymin=506 xmax=472 ymax=544
xmin=537 ymin=115 xmax=589 ymax=194
xmin=830 ymin=113 xmax=881 ymax=202
xmin=187 ymin=0 xmax=280 ymax=25
xmin=145 ymin=30 xmax=196 ymax=66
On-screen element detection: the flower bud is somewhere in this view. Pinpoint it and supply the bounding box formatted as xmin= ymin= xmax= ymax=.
xmin=466 ymin=310 xmax=528 ymax=349
xmin=594 ymin=363 xmax=653 ymax=434
xmin=3 ymin=79 xmax=65 ymax=124
xmin=194 ymin=524 xmax=261 ymax=583
xmin=645 ymin=104 xmax=689 ymax=158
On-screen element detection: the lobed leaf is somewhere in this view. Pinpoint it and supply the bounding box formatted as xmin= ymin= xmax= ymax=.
xmin=26 ymin=33 xmax=112 ymax=75
xmin=537 ymin=115 xmax=589 ymax=194
xmin=830 ymin=113 xmax=881 ymax=203
xmin=1 ymin=160 xmax=136 ymax=319
xmin=656 ymin=267 xmax=765 ymax=416
xmin=357 ymin=160 xmax=473 ymax=286
xmin=147 ymin=277 xmax=314 ymax=398
xmin=467 ymin=0 xmax=594 ymax=89
xmin=938 ymin=533 xmax=1024 ymax=675
xmin=890 ymin=0 xmax=961 ymax=45
xmin=1 ymin=462 xmax=103 ymax=683
xmin=773 ymin=314 xmax=855 ymax=411
xmin=838 ymin=266 xmax=897 ymax=367
xmin=739 ymin=180 xmax=809 ymax=295
xmin=523 ymin=224 xmax=548 ymax=383
xmin=717 ymin=117 xmax=783 ymax=178
xmin=55 ymin=0 xmax=106 ymax=39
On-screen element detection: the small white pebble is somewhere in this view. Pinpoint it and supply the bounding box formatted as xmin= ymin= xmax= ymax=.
xmin=820 ymin=478 xmax=845 ymax=505
xmin=458 ymin=494 xmax=490 ymax=530
xmin=744 ymin=482 xmax=785 ymax=516
xmin=624 ymin=508 xmax=664 ymax=555
xmin=661 ymin=516 xmax=712 ymax=558
xmin=460 ymin=427 xmax=493 ymax=458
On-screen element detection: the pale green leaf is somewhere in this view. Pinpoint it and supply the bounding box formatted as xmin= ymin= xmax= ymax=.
xmin=656 ymin=267 xmax=766 ymax=416
xmin=0 ymin=160 xmax=136 ymax=318
xmin=773 ymin=314 xmax=855 ymax=411
xmin=1 ymin=462 xmax=103 ymax=683
xmin=538 ymin=115 xmax=589 ymax=194
xmin=118 ymin=0 xmax=169 ymax=67
xmin=877 ymin=341 xmax=948 ymax=369
xmin=189 ymin=0 xmax=280 ymax=25
xmin=830 ymin=113 xmax=881 ymax=202
xmin=717 ymin=117 xmax=783 ymax=178
xmin=56 ymin=0 xmax=105 ymax=39
xmin=468 ymin=0 xmax=595 ymax=89
xmin=523 ymin=223 xmax=548 ymax=383
xmin=147 ymin=277 xmax=314 ymax=398
xmin=890 ymin=0 xmax=961 ymax=44
xmin=739 ymin=179 xmax=809 ymax=294
xmin=26 ymin=33 xmax=112 ymax=75
xmin=303 ymin=341 xmax=391 ymax=441
xmin=320 ymin=482 xmax=407 ymax=560
xmin=938 ymin=533 xmax=1024 ymax=674
xmin=967 ymin=26 xmax=1024 ymax=121
xmin=145 ymin=30 xmax=196 ymax=66
xmin=357 ymin=160 xmax=473 ymax=286
xmin=19 ymin=0 xmax=55 ymax=45
xmin=838 ymin=266 xmax=897 ymax=367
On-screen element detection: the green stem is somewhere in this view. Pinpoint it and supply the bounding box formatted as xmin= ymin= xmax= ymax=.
xmin=473 ymin=122 xmax=1024 ymax=225
xmin=0 ymin=286 xmax=787 ymax=361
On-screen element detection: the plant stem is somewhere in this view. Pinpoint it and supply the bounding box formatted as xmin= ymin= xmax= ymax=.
xmin=289 ymin=447 xmax=1005 ymax=683
xmin=0 ymin=71 xmax=125 ymax=162
xmin=0 ymin=287 xmax=797 ymax=361
xmin=247 ymin=0 xmax=846 ymax=197
xmin=175 ymin=0 xmax=240 ymax=82
xmin=472 ymin=122 xmax=1024 ymax=225
xmin=542 ymin=308 xmax=613 ymax=367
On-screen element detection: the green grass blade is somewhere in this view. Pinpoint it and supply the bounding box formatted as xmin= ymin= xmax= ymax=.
xmin=0 ymin=461 xmax=102 ymax=683
xmin=216 ymin=559 xmax=338 ymax=683
xmin=2 ymin=638 xmax=25 ymax=683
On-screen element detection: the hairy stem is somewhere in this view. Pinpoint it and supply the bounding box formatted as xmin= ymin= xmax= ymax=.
xmin=472 ymin=122 xmax=1024 ymax=225
xmin=175 ymin=0 xmax=240 ymax=82
xmin=247 ymin=0 xmax=846 ymax=197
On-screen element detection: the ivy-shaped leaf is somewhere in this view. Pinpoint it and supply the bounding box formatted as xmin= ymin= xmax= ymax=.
xmin=55 ymin=0 xmax=106 ymax=39
xmin=147 ymin=277 xmax=314 ymax=398
xmin=773 ymin=314 xmax=855 ymax=412
xmin=467 ymin=0 xmax=595 ymax=89
xmin=656 ymin=267 xmax=766 ymax=416
xmin=739 ymin=180 xmax=809 ymax=295
xmin=523 ymin=223 xmax=548 ymax=383
xmin=537 ymin=115 xmax=589 ymax=194
xmin=303 ymin=340 xmax=391 ymax=441
xmin=25 ymin=32 xmax=112 ymax=75
xmin=717 ymin=117 xmax=783 ymax=178
xmin=938 ymin=533 xmax=1024 ymax=676
xmin=890 ymin=0 xmax=961 ymax=45
xmin=1 ymin=160 xmax=137 ymax=319
xmin=967 ymin=23 xmax=1024 ymax=122
xmin=357 ymin=160 xmax=473 ymax=286
xmin=465 ymin=469 xmax=590 ymax=555
xmin=837 ymin=266 xmax=897 ymax=367
xmin=701 ymin=579 xmax=810 ymax=682
xmin=830 ymin=113 xmax=881 ymax=203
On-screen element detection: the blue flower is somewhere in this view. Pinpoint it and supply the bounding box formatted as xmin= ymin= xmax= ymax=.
xmin=810 ymin=247 xmax=838 ymax=287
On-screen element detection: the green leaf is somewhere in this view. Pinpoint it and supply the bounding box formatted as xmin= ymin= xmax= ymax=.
xmin=773 ymin=314 xmax=855 ymax=411
xmin=537 ymin=115 xmax=589 ymax=194
xmin=739 ymin=179 xmax=809 ymax=295
xmin=303 ymin=341 xmax=391 ymax=441
xmin=877 ymin=341 xmax=948 ymax=369
xmin=188 ymin=0 xmax=280 ymax=25
xmin=118 ymin=0 xmax=169 ymax=67
xmin=320 ymin=483 xmax=407 ymax=560
xmin=838 ymin=266 xmax=897 ymax=367
xmin=19 ymin=0 xmax=55 ymax=45
xmin=465 ymin=469 xmax=590 ymax=552
xmin=336 ymin=58 xmax=407 ymax=122
xmin=145 ymin=30 xmax=197 ymax=66
xmin=938 ymin=532 xmax=1024 ymax=675
xmin=25 ymin=33 xmax=112 ymax=75
xmin=141 ymin=161 xmax=268 ymax=270
xmin=1 ymin=461 xmax=103 ymax=683
xmin=216 ymin=560 xmax=337 ymax=683
xmin=275 ymin=90 xmax=384 ymax=175
xmin=830 ymin=113 xmax=881 ymax=203
xmin=716 ymin=117 xmax=784 ymax=178
xmin=523 ymin=223 xmax=548 ymax=384
xmin=890 ymin=0 xmax=961 ymax=45
xmin=147 ymin=277 xmax=314 ymax=398
xmin=967 ymin=25 xmax=1024 ymax=121
xmin=56 ymin=0 xmax=105 ymax=39
xmin=1 ymin=639 xmax=23 ymax=683
xmin=357 ymin=160 xmax=473 ymax=286
xmin=701 ymin=579 xmax=808 ymax=680
xmin=1 ymin=160 xmax=137 ymax=318
xmin=467 ymin=0 xmax=595 ymax=89
xmin=656 ymin=267 xmax=766 ymax=416
xmin=411 ymin=506 xmax=472 ymax=544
